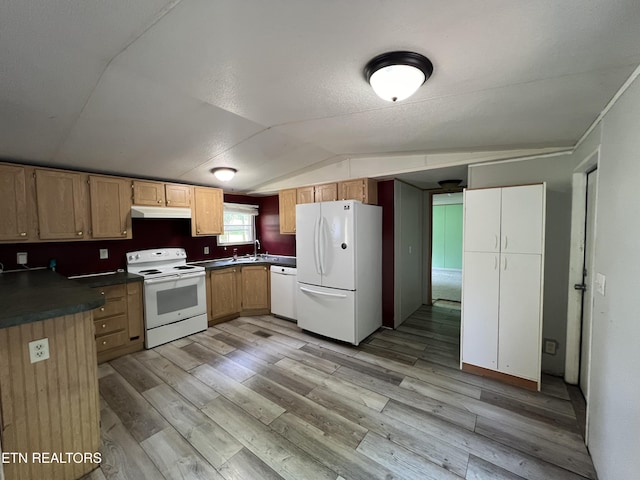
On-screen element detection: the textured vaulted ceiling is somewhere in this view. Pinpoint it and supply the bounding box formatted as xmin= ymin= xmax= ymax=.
xmin=1 ymin=1 xmax=639 ymax=193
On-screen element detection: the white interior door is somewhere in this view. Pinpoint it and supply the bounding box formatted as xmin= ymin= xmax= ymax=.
xmin=500 ymin=184 xmax=544 ymax=254
xmin=319 ymin=201 xmax=356 ymax=290
xmin=498 ymin=253 xmax=542 ymax=381
xmin=296 ymin=202 xmax=321 ymax=286
xmin=580 ymin=169 xmax=598 ymax=398
xmin=463 ymin=188 xmax=501 ymax=253
xmin=461 ymin=251 xmax=500 ymax=370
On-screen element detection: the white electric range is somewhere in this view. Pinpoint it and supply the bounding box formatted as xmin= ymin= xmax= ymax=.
xmin=126 ymin=248 xmax=207 ymax=348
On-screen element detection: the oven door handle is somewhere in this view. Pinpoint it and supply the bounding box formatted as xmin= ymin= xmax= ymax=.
xmin=144 ymin=272 xmax=204 ymax=284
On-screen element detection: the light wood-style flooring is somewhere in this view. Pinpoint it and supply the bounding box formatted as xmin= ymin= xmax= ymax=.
xmin=85 ymin=305 xmax=596 ymax=480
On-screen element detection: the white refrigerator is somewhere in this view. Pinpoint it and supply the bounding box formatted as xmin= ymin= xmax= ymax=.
xmin=296 ymin=200 xmax=382 ymax=345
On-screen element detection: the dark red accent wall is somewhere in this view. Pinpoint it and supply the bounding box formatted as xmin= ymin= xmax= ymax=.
xmin=0 ymin=193 xmax=295 ymax=277
xmin=378 ymin=180 xmax=395 ymax=328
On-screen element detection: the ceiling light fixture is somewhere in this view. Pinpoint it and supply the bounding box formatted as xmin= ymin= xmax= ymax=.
xmin=364 ymin=51 xmax=434 ymax=102
xmin=438 ymin=179 xmax=463 ymax=191
xmin=210 ymin=167 xmax=237 ymax=182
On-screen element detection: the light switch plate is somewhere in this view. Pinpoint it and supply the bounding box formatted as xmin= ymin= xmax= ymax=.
xmin=99 ymin=249 xmax=109 ymax=260
xmin=204 ymin=246 xmax=210 ymax=254
xmin=596 ymin=273 xmax=606 ymax=295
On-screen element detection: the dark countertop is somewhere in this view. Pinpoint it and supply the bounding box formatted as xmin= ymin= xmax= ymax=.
xmin=70 ymin=271 xmax=143 ymax=288
xmin=0 ymin=270 xmax=106 ymax=329
xmin=192 ymin=255 xmax=296 ymax=271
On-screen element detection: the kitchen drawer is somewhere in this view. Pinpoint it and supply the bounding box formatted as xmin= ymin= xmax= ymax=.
xmin=95 ymin=330 xmax=128 ymax=353
xmin=94 ymin=315 xmax=126 ymax=336
xmin=95 ymin=284 xmax=126 ymax=299
xmin=94 ymin=296 xmax=127 ymax=319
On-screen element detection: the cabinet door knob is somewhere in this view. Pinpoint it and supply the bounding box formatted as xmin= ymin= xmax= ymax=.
xmin=20 ymin=232 xmax=27 ymax=236
xmin=77 ymin=231 xmax=83 ymax=236
xmin=100 ymin=307 xmax=105 ymax=311
xmin=122 ymin=230 xmax=127 ymax=235
xmin=157 ymin=199 xmax=162 ymax=204
xmin=166 ymin=200 xmax=170 ymax=205
xmin=102 ymin=324 xmax=107 ymax=328
xmin=102 ymin=341 xmax=107 ymax=345
xmin=100 ymin=291 xmax=105 ymax=295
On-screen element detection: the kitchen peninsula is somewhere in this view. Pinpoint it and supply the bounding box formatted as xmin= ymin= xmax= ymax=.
xmin=0 ymin=269 xmax=105 ymax=480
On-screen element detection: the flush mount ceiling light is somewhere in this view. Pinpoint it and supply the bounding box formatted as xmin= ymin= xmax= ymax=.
xmin=210 ymin=167 xmax=237 ymax=182
xmin=438 ymin=179 xmax=463 ymax=190
xmin=364 ymin=51 xmax=434 ymax=102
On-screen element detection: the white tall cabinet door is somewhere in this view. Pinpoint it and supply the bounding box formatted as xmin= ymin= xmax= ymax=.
xmin=501 ymin=185 xmax=544 ymax=254
xmin=462 ymin=251 xmax=500 ymax=370
xmin=463 ymin=188 xmax=502 ymax=252
xmin=498 ymin=253 xmax=542 ymax=380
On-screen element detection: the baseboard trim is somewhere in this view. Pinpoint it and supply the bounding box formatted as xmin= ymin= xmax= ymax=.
xmin=461 ymin=362 xmax=538 ymax=391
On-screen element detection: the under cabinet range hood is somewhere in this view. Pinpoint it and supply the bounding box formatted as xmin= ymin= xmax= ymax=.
xmin=131 ymin=206 xmax=191 ymax=219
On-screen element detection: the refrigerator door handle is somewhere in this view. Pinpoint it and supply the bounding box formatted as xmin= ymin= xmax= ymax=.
xmin=318 ymin=216 xmax=326 ymax=275
xmin=300 ymin=286 xmax=347 ymax=298
xmin=313 ymin=216 xmax=321 ymax=275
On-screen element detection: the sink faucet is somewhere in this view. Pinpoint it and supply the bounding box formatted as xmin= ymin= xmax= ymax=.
xmin=254 ymin=239 xmax=261 ymax=258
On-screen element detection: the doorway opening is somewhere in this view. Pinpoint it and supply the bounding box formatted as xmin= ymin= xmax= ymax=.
xmin=430 ymin=191 xmax=463 ymax=309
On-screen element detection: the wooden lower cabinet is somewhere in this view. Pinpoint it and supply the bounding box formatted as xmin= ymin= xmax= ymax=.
xmin=209 ymin=267 xmax=241 ymax=324
xmin=207 ymin=265 xmax=271 ymax=324
xmin=93 ymin=282 xmax=144 ymax=363
xmin=241 ymin=265 xmax=270 ymax=313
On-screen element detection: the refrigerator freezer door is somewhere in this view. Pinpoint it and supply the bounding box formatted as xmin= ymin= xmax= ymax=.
xmin=319 ymin=201 xmax=356 ymax=290
xmin=296 ymin=283 xmax=356 ymax=344
xmin=296 ymin=202 xmax=322 ymax=286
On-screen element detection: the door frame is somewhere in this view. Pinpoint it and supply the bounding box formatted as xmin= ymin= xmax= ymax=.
xmin=565 ymin=148 xmax=599 ymax=396
xmin=425 ymin=187 xmax=464 ymax=305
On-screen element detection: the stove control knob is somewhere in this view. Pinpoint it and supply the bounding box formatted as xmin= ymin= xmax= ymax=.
xmin=135 ymin=254 xmax=140 ymax=260
xmin=128 ymin=255 xmax=133 ymax=261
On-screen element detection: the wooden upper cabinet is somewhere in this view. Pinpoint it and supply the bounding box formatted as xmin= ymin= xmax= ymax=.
xmin=89 ymin=175 xmax=132 ymax=239
xmin=279 ymin=188 xmax=297 ymax=234
xmin=192 ymin=186 xmax=223 ymax=236
xmin=35 ymin=169 xmax=88 ymax=240
xmin=133 ymin=180 xmax=192 ymax=208
xmin=165 ymin=184 xmax=191 ymax=207
xmin=0 ymin=164 xmax=29 ymax=241
xmin=132 ymin=180 xmax=165 ymax=206
xmin=339 ymin=178 xmax=378 ymax=204
xmin=296 ymin=186 xmax=315 ymax=204
xmin=314 ymin=183 xmax=338 ymax=202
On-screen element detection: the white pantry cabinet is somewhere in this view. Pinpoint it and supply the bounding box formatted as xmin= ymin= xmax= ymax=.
xmin=461 ymin=183 xmax=545 ymax=390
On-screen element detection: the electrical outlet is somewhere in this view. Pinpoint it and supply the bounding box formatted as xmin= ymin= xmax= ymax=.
xmin=204 ymin=246 xmax=210 ymax=255
xmin=29 ymin=338 xmax=50 ymax=363
xmin=99 ymin=248 xmax=109 ymax=260
xmin=17 ymin=252 xmax=27 ymax=265
xmin=543 ymin=339 xmax=558 ymax=355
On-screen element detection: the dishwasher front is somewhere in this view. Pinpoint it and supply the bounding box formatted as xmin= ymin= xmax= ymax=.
xmin=270 ymin=265 xmax=297 ymax=321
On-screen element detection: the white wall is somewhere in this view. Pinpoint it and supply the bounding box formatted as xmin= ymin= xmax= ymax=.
xmin=584 ymin=71 xmax=640 ymax=480
xmin=394 ymin=181 xmax=424 ymax=327
xmin=467 ymin=155 xmax=580 ymax=375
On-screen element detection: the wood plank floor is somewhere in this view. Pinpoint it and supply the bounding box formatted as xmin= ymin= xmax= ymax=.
xmin=85 ymin=305 xmax=596 ymax=480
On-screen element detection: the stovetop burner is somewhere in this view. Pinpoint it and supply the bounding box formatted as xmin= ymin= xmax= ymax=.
xmin=139 ymin=269 xmax=162 ymax=275
xmin=174 ymin=265 xmax=195 ymax=270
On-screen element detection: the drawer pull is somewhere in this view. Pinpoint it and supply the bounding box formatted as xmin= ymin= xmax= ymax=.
xmin=101 ymin=324 xmax=107 ymax=329
xmin=100 ymin=307 xmax=105 ymax=312
xmin=102 ymin=341 xmax=107 ymax=345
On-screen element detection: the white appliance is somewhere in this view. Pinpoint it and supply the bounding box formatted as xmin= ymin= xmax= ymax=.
xmin=270 ymin=265 xmax=297 ymax=321
xmin=126 ymin=248 xmax=207 ymax=348
xmin=296 ymin=200 xmax=382 ymax=345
